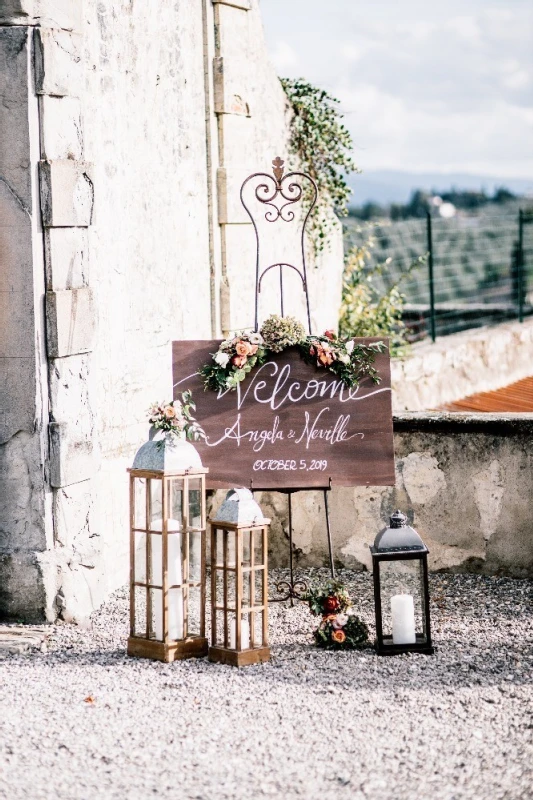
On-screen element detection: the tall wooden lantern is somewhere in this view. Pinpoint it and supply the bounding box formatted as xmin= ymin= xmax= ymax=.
xmin=370 ymin=510 xmax=434 ymax=656
xmin=209 ymin=489 xmax=271 ymax=667
xmin=128 ymin=432 xmax=209 ymax=662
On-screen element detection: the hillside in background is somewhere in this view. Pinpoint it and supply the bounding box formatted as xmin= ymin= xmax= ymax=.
xmin=347 ymin=170 xmax=533 ymax=207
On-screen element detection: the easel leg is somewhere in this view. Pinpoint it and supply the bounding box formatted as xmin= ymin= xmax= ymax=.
xmin=324 ymin=489 xmax=335 ymax=579
xmin=288 ymin=490 xmax=294 ymax=607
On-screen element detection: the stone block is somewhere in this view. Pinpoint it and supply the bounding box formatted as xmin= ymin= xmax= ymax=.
xmin=45 ymin=286 xmax=95 ymax=357
xmin=0 ymin=0 xmax=82 ymax=29
xmin=212 ymin=0 xmax=250 ymax=9
xmin=49 ymin=421 xmax=93 ymax=487
xmin=39 ymin=95 xmax=83 ymax=160
xmin=0 ymin=358 xmax=36 ymax=443
xmin=34 ymin=28 xmax=82 ymax=97
xmin=44 ymin=226 xmax=88 ymax=290
xmin=49 ymin=353 xmax=93 ymax=436
xmin=0 ymin=553 xmax=47 ymax=622
xmin=39 ymin=159 xmax=94 ymax=227
xmin=214 ymin=1 xmax=250 ymax=59
xmin=0 ymin=290 xmax=34 ymax=358
xmin=217 ymin=113 xmax=256 ymax=166
xmin=216 ymin=167 xmax=253 ymax=224
xmin=0 ymin=27 xmax=32 ymax=211
xmin=213 ymin=56 xmax=250 ymax=116
xmin=53 ymin=479 xmax=93 ymax=548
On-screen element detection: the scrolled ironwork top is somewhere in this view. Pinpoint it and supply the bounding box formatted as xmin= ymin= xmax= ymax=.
xmin=240 ymin=156 xmax=318 ymax=332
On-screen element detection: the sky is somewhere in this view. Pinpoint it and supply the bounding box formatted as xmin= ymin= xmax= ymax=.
xmin=259 ymin=0 xmax=533 ymax=180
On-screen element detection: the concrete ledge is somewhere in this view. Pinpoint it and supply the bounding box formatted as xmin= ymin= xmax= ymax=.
xmin=393 ymin=411 xmax=533 ymax=436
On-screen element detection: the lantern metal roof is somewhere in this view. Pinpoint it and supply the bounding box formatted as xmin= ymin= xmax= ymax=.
xmin=370 ymin=510 xmax=428 ymax=554
xmin=210 ymin=488 xmax=270 ymax=527
xmin=132 ymin=429 xmax=204 ymax=472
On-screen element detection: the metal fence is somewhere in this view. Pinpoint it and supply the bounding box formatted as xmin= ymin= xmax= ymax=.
xmin=343 ymin=206 xmax=533 ymax=342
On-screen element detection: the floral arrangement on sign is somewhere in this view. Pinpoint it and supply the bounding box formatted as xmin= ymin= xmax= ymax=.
xmin=305 ymin=579 xmax=369 ymax=650
xmin=199 ymin=314 xmax=386 ymax=392
xmin=148 ymin=391 xmax=206 ymax=442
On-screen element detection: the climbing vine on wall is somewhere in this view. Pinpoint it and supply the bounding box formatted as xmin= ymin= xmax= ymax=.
xmin=280 ymin=78 xmax=359 ymax=253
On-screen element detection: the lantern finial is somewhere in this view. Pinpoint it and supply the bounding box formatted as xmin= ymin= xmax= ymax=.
xmin=390 ymin=509 xmax=407 ymax=529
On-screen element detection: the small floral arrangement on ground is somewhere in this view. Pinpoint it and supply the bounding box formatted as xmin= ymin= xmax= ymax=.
xmin=305 ymin=579 xmax=369 ymax=651
xmin=199 ymin=314 xmax=386 ymax=392
xmin=148 ymin=390 xmax=206 ymax=442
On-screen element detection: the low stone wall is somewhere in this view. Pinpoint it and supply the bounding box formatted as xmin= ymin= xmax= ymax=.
xmin=392 ymin=319 xmax=533 ymax=411
xmin=257 ymin=412 xmax=533 ymax=579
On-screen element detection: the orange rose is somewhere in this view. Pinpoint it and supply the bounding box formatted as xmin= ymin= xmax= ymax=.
xmin=232 ymin=354 xmax=247 ymax=367
xmin=332 ymin=629 xmax=346 ymax=644
xmin=235 ymin=340 xmax=252 ymax=357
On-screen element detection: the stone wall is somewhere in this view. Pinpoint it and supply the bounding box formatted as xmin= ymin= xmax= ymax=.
xmin=0 ymin=0 xmax=344 ymax=621
xmin=392 ymin=318 xmax=533 ymax=411
xmin=259 ymin=413 xmax=533 ymax=579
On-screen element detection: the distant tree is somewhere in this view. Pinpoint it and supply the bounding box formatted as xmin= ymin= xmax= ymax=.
xmin=492 ymin=187 xmax=516 ymax=204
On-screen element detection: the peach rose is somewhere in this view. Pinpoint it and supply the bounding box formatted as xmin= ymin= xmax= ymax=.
xmin=249 ymin=344 xmax=258 ymax=355
xmin=235 ymin=340 xmax=252 ymax=357
xmin=164 ymin=405 xmax=176 ymax=419
xmin=317 ymin=345 xmax=334 ymax=366
xmin=331 ymin=629 xmax=346 ymax=644
xmin=232 ymin=354 xmax=247 ymax=367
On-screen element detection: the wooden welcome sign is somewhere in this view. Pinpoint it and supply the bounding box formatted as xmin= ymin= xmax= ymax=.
xmin=172 ymin=339 xmax=394 ymax=490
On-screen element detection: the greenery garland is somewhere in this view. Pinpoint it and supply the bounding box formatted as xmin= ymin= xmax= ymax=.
xmin=280 ymin=78 xmax=359 ymax=253
xmin=198 ymin=314 xmax=385 ymax=392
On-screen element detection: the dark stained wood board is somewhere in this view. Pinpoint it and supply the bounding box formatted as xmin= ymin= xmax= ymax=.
xmin=172 ymin=339 xmax=395 ymax=490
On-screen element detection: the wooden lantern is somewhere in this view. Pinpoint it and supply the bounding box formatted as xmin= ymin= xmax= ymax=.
xmin=370 ymin=510 xmax=433 ymax=656
xmin=127 ymin=435 xmax=209 ymax=662
xmin=208 ymin=489 xmax=270 ymax=667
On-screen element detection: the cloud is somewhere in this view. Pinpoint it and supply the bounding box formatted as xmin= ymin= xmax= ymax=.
xmin=260 ymin=0 xmax=533 ymax=176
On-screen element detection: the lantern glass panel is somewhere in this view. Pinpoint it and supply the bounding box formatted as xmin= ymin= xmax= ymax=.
xmin=169 ymin=478 xmax=183 ymax=524
xmin=134 ymin=530 xmax=146 ymax=583
xmin=189 ymin=529 xmax=202 ymax=583
xmin=378 ymin=559 xmax=427 ymax=642
xmin=167 ymin=587 xmax=184 ymax=640
xmin=149 ymin=587 xmax=163 ymax=640
xmin=242 ymin=529 xmax=252 ymax=566
xmin=254 ymin=530 xmax=264 ymax=564
xmin=148 ymin=479 xmax=163 ymax=529
xmin=148 ymin=533 xmax=163 ymax=587
xmin=252 ymin=611 xmax=264 ymax=647
xmin=187 ymin=584 xmax=202 ymax=637
xmin=134 ymin=478 xmax=146 ymax=529
xmin=254 ymin=569 xmax=264 ymax=604
xmin=133 ymin=586 xmax=147 ymax=637
xmin=187 ymin=477 xmax=202 ymax=529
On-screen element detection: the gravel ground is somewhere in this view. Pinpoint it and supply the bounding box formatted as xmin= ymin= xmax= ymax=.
xmin=0 ymin=570 xmax=532 ymax=800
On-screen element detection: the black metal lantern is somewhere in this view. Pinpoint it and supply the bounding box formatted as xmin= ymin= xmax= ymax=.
xmin=370 ymin=510 xmax=433 ymax=656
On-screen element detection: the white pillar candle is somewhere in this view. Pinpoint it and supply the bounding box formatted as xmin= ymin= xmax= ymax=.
xmin=150 ymin=519 xmax=182 ymax=585
xmin=151 ymin=519 xmax=184 ymax=640
xmin=229 ymin=618 xmax=250 ymax=650
xmin=391 ymin=594 xmax=416 ymax=645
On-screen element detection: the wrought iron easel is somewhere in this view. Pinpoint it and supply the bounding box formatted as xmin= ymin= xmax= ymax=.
xmin=240 ymin=156 xmax=336 ymax=604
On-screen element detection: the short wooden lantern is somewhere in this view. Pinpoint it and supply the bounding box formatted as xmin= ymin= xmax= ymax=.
xmin=370 ymin=510 xmax=434 ymax=656
xmin=209 ymin=489 xmax=271 ymax=667
xmin=127 ymin=434 xmax=209 ymax=662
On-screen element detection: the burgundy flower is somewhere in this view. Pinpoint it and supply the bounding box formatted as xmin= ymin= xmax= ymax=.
xmin=323 ymin=595 xmax=340 ymax=614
